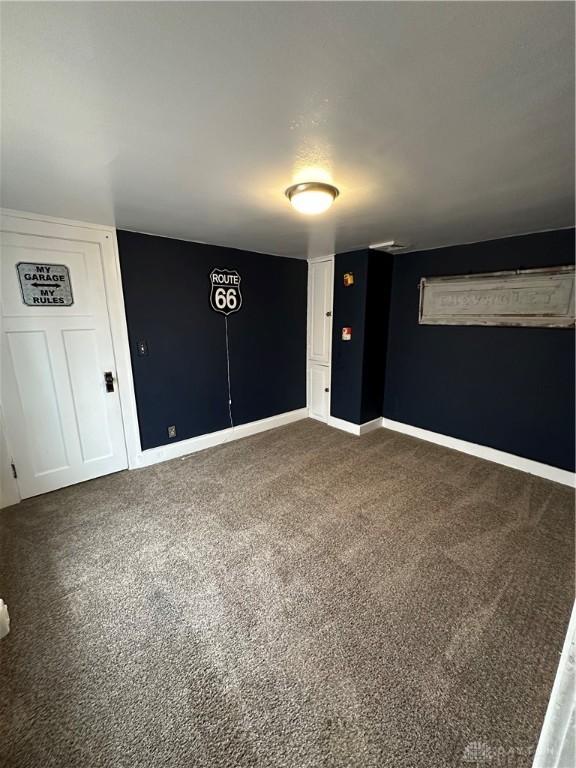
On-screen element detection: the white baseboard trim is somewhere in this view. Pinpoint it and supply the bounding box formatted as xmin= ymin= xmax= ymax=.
xmin=359 ymin=417 xmax=384 ymax=435
xmin=327 ymin=416 xmax=383 ymax=436
xmin=133 ymin=408 xmax=308 ymax=469
xmin=327 ymin=416 xmax=357 ymax=434
xmin=381 ymin=418 xmax=575 ymax=487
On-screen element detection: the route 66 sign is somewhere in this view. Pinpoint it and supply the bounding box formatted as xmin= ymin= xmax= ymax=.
xmin=209 ymin=269 xmax=242 ymax=315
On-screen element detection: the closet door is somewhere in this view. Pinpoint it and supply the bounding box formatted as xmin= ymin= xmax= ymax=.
xmin=307 ymin=258 xmax=333 ymax=423
xmin=308 ymin=259 xmax=333 ymax=365
xmin=309 ymin=364 xmax=330 ymax=422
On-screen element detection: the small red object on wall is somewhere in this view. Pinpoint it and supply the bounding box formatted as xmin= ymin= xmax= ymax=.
xmin=342 ymin=327 xmax=352 ymax=341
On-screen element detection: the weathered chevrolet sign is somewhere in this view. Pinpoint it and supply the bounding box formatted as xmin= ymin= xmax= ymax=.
xmin=419 ymin=266 xmax=575 ymax=328
xmin=17 ymin=262 xmax=73 ymax=306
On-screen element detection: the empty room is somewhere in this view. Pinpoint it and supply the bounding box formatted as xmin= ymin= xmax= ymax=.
xmin=0 ymin=2 xmax=574 ymax=767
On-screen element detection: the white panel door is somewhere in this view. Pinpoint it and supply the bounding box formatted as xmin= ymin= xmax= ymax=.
xmin=0 ymin=231 xmax=128 ymax=498
xmin=309 ymin=259 xmax=333 ymax=364
xmin=309 ymin=365 xmax=330 ymax=422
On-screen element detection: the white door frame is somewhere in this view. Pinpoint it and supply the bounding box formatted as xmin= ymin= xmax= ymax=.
xmin=0 ymin=209 xmax=142 ymax=488
xmin=0 ymin=404 xmax=20 ymax=507
xmin=306 ymin=255 xmax=334 ymax=421
xmin=532 ymin=600 xmax=576 ymax=768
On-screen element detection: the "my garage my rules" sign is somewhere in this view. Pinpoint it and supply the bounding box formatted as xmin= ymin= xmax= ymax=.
xmin=17 ymin=262 xmax=74 ymax=306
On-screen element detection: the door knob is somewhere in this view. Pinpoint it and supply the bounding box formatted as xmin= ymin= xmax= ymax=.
xmin=104 ymin=371 xmax=115 ymax=393
xmin=324 ymin=387 xmax=330 ymax=393
xmin=326 ymin=311 xmax=332 ymax=317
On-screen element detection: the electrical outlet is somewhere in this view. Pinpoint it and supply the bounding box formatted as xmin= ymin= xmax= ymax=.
xmin=167 ymin=425 xmax=176 ymax=438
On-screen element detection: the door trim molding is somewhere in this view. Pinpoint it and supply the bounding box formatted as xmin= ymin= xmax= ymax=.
xmin=0 ymin=209 xmax=143 ymax=473
xmin=532 ymin=600 xmax=576 ymax=768
xmin=0 ymin=405 xmax=20 ymax=508
xmin=382 ymin=417 xmax=575 ymax=487
xmin=133 ymin=408 xmax=309 ymax=468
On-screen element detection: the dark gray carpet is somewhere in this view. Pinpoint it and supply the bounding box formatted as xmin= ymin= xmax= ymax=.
xmin=0 ymin=419 xmax=574 ymax=767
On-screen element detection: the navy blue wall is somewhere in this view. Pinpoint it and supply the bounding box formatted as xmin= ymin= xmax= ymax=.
xmin=118 ymin=231 xmax=307 ymax=451
xmin=383 ymin=229 xmax=575 ymax=471
xmin=331 ymin=250 xmax=393 ymax=424
xmin=331 ymin=251 xmax=368 ymax=424
xmin=362 ymin=252 xmax=393 ymax=423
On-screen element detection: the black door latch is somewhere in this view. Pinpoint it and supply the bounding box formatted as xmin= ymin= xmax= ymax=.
xmin=104 ymin=371 xmax=115 ymax=393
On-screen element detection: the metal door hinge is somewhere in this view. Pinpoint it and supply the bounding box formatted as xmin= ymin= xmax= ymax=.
xmin=10 ymin=462 xmax=17 ymax=479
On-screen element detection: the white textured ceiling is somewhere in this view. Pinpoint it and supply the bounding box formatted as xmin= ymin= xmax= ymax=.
xmin=1 ymin=1 xmax=574 ymax=258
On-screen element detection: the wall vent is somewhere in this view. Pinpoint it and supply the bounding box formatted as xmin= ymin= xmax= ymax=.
xmin=369 ymin=240 xmax=410 ymax=253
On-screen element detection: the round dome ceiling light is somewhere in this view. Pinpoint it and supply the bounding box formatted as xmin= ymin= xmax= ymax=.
xmin=285 ymin=182 xmax=339 ymax=215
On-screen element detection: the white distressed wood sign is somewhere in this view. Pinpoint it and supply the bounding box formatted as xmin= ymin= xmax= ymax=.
xmin=419 ymin=266 xmax=575 ymax=328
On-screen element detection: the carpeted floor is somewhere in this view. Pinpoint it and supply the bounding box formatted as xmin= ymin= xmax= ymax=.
xmin=0 ymin=419 xmax=574 ymax=767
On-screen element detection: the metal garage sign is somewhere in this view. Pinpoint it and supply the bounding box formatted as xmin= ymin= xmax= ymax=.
xmin=17 ymin=262 xmax=73 ymax=307
xmin=419 ymin=265 xmax=575 ymax=328
xmin=209 ymin=268 xmax=242 ymax=316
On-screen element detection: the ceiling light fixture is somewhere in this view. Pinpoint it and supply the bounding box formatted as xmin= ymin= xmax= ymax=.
xmin=285 ymin=182 xmax=339 ymax=215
